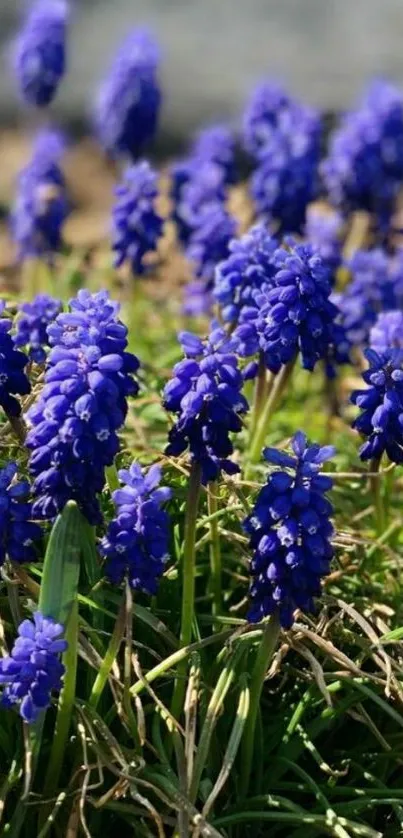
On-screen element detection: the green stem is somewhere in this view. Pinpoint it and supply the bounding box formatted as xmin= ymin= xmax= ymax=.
xmin=240 ymin=613 xmax=280 ymax=795
xmin=88 ymin=594 xmax=126 ymax=709
xmin=248 ymin=353 xmax=273 ymax=443
xmin=39 ymin=601 xmax=79 ymax=828
xmin=105 ymin=462 xmax=120 ymax=494
xmin=369 ymin=457 xmax=386 ymax=536
xmin=123 ymin=580 xmax=140 ymax=746
xmin=208 ymin=482 xmax=222 ymax=625
xmin=171 ymin=462 xmax=202 ymax=720
xmin=248 ymin=359 xmax=296 ymax=468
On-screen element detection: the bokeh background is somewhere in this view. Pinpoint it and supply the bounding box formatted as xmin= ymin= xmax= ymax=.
xmin=2 ymin=0 xmax=403 ymax=140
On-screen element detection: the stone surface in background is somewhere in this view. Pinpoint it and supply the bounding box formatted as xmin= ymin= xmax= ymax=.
xmin=1 ymin=0 xmax=403 ymax=142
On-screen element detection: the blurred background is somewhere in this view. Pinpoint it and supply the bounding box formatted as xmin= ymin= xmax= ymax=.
xmin=2 ymin=0 xmax=403 ymax=142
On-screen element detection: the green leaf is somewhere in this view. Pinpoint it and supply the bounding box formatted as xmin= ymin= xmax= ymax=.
xmin=38 ymin=501 xmax=85 ymax=625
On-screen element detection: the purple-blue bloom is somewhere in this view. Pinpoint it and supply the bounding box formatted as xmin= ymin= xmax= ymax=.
xmin=12 ymin=0 xmax=67 ymax=108
xmin=183 ymin=204 xmax=236 ymax=316
xmin=370 ymin=311 xmax=403 ymax=353
xmin=163 ymin=327 xmax=249 ymax=484
xmin=305 ymin=207 xmax=344 ymax=277
xmin=112 ymin=161 xmax=164 ymax=276
xmin=0 ymin=462 xmax=42 ymax=566
xmin=321 ymin=80 xmax=403 ymax=230
xmin=245 ymin=431 xmax=334 ymax=628
xmin=242 ymin=80 xmax=295 ymax=160
xmin=101 ymin=462 xmax=171 ymax=593
xmin=26 ymin=290 xmax=140 ymax=523
xmin=351 ymin=348 xmax=403 ymax=463
xmin=191 ymin=124 xmax=237 ymax=185
xmin=0 ymin=612 xmax=67 ymax=723
xmin=14 ymin=294 xmax=62 ymax=364
xmin=10 ymin=129 xmax=69 ymax=262
xmin=0 ymin=301 xmax=31 ymax=418
xmin=255 ymin=240 xmax=339 ymax=373
xmin=94 ymin=29 xmax=161 ymax=160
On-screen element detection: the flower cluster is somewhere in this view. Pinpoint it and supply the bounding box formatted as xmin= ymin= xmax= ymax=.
xmin=370 ymin=311 xmax=403 ymax=353
xmin=26 ymin=290 xmax=140 ymax=523
xmin=111 ymin=161 xmax=164 ymax=276
xmin=0 ymin=612 xmax=67 ymax=723
xmin=351 ymin=348 xmax=403 ymax=463
xmin=12 ymin=0 xmax=67 ymax=108
xmin=0 ymin=463 xmax=42 ymax=566
xmin=183 ymin=204 xmax=236 ymax=315
xmin=336 ymin=248 xmax=403 ymax=348
xmin=163 ymin=328 xmax=249 ymax=483
xmin=11 ymin=130 xmax=69 ymax=262
xmin=14 ymin=294 xmax=62 ymax=364
xmin=245 ymin=432 xmax=334 ymax=628
xmin=101 ymin=463 xmax=171 ymax=593
xmin=255 ymin=240 xmax=339 ymax=373
xmin=304 ymin=207 xmax=343 ymax=277
xmin=322 ymin=80 xmax=403 ymax=230
xmin=242 ymin=80 xmax=296 ymax=160
xmin=0 ymin=302 xmax=31 ymax=418
xmin=191 ymin=125 xmax=237 ymax=185
xmin=94 ymin=29 xmax=161 ymax=160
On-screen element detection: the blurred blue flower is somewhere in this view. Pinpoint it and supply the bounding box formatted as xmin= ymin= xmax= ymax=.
xmin=245 ymin=431 xmax=334 ymax=628
xmin=14 ymin=294 xmax=62 ymax=364
xmin=101 ymin=462 xmax=171 ymax=593
xmin=370 ymin=311 xmax=403 ymax=353
xmin=0 ymin=612 xmax=67 ymax=723
xmin=12 ymin=0 xmax=67 ymax=107
xmin=112 ymin=161 xmax=163 ymax=276
xmin=0 ymin=301 xmax=31 ymax=418
xmin=305 ymin=207 xmax=344 ymax=277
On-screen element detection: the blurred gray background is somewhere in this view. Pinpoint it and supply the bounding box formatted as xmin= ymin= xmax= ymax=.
xmin=1 ymin=0 xmax=403 ymax=142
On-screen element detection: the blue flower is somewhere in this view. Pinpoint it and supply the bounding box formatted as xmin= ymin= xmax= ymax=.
xmin=245 ymin=432 xmax=334 ymax=628
xmin=0 ymin=612 xmax=67 ymax=723
xmin=255 ymin=240 xmax=339 ymax=373
xmin=10 ymin=130 xmax=69 ymax=262
xmin=183 ymin=204 xmax=236 ymax=316
xmin=94 ymin=29 xmax=161 ymax=160
xmin=191 ymin=124 xmax=237 ymax=185
xmin=0 ymin=462 xmax=42 ymax=566
xmin=14 ymin=294 xmax=62 ymax=364
xmin=351 ymin=348 xmax=403 ymax=463
xmin=321 ymin=80 xmax=403 ymax=230
xmin=26 ymin=290 xmax=140 ymax=523
xmin=112 ymin=161 xmax=164 ymax=276
xmin=12 ymin=0 xmax=67 ymax=108
xmin=214 ymin=222 xmax=278 ymax=326
xmin=101 ymin=462 xmax=171 ymax=593
xmin=163 ymin=327 xmax=249 ymax=484
xmin=370 ymin=311 xmax=403 ymax=353
xmin=0 ymin=302 xmax=31 ymax=418
xmin=305 ymin=207 xmax=344 ymax=277
xmin=335 ymin=248 xmax=403 ymax=348
xmin=242 ymin=80 xmax=295 ymax=160
xmin=172 ymin=160 xmax=227 ymax=246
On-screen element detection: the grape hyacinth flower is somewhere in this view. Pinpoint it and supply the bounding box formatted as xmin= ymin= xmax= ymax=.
xmin=370 ymin=312 xmax=403 ymax=353
xmin=245 ymin=432 xmax=334 ymax=628
xmin=172 ymin=160 xmax=227 ymax=246
xmin=184 ymin=204 xmax=236 ymax=315
xmin=191 ymin=124 xmax=237 ymax=185
xmin=101 ymin=463 xmax=171 ymax=593
xmin=95 ymin=29 xmax=161 ymax=160
xmin=14 ymin=294 xmax=62 ymax=364
xmin=305 ymin=207 xmax=343 ymax=277
xmin=322 ymin=79 xmax=403 ymax=231
xmin=0 ymin=462 xmax=42 ymax=566
xmin=242 ymin=80 xmax=295 ymax=160
xmin=12 ymin=0 xmax=68 ymax=108
xmin=351 ymin=348 xmax=403 ymax=463
xmin=0 ymin=302 xmax=31 ymax=418
xmin=163 ymin=327 xmax=249 ymax=484
xmin=112 ymin=161 xmax=164 ymax=276
xmin=11 ymin=130 xmax=69 ymax=263
xmin=255 ymin=240 xmax=339 ymax=374
xmin=0 ymin=612 xmax=67 ymax=723
xmin=26 ymin=290 xmax=140 ymax=523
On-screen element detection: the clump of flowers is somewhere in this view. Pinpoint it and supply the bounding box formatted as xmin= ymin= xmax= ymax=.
xmin=351 ymin=348 xmax=403 ymax=463
xmin=112 ymin=161 xmax=164 ymax=276
xmin=0 ymin=462 xmax=42 ymax=566
xmin=244 ymin=432 xmax=334 ymax=628
xmin=305 ymin=207 xmax=343 ymax=277
xmin=322 ymin=79 xmax=403 ymax=231
xmin=255 ymin=240 xmax=339 ymax=373
xmin=94 ymin=29 xmax=161 ymax=160
xmin=184 ymin=204 xmax=236 ymax=315
xmin=26 ymin=290 xmax=140 ymax=523
xmin=14 ymin=294 xmax=62 ymax=364
xmin=0 ymin=301 xmax=31 ymax=418
xmin=12 ymin=0 xmax=68 ymax=108
xmin=163 ymin=327 xmax=249 ymax=483
xmin=0 ymin=612 xmax=67 ymax=722
xmin=101 ymin=463 xmax=171 ymax=593
xmin=370 ymin=311 xmax=403 ymax=353
xmin=242 ymin=80 xmax=295 ymax=160
xmin=10 ymin=130 xmax=69 ymax=262
xmin=191 ymin=124 xmax=237 ymax=184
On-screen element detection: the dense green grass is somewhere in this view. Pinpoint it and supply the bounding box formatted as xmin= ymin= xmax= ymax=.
xmin=0 ymin=272 xmax=403 ymax=838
